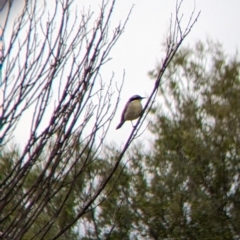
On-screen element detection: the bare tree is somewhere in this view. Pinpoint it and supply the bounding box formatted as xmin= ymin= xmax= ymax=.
xmin=0 ymin=0 xmax=200 ymax=239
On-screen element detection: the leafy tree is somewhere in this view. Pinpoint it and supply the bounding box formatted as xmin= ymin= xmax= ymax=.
xmin=145 ymin=40 xmax=240 ymax=239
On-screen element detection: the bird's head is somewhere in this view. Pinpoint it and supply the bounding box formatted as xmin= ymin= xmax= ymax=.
xmin=129 ymin=95 xmax=145 ymax=102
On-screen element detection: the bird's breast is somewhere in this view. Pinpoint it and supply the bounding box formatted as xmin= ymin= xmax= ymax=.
xmin=124 ymin=100 xmax=142 ymax=121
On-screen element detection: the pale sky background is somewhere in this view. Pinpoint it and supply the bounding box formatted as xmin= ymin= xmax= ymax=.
xmin=1 ymin=0 xmax=240 ymax=147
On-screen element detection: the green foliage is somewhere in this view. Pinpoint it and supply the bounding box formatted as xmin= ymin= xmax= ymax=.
xmin=0 ymin=144 xmax=79 ymax=239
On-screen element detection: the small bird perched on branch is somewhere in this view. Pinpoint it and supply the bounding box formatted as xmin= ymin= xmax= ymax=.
xmin=116 ymin=95 xmax=145 ymax=129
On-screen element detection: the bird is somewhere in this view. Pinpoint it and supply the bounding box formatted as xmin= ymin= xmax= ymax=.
xmin=116 ymin=95 xmax=145 ymax=130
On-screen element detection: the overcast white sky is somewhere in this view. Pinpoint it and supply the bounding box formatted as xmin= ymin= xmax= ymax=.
xmin=1 ymin=0 xmax=240 ymax=146
xmin=98 ymin=0 xmax=240 ymax=143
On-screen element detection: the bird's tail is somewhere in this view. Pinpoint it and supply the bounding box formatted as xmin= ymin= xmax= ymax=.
xmin=116 ymin=121 xmax=124 ymax=130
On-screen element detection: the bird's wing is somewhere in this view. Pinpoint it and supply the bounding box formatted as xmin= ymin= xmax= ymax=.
xmin=120 ymin=100 xmax=129 ymax=123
